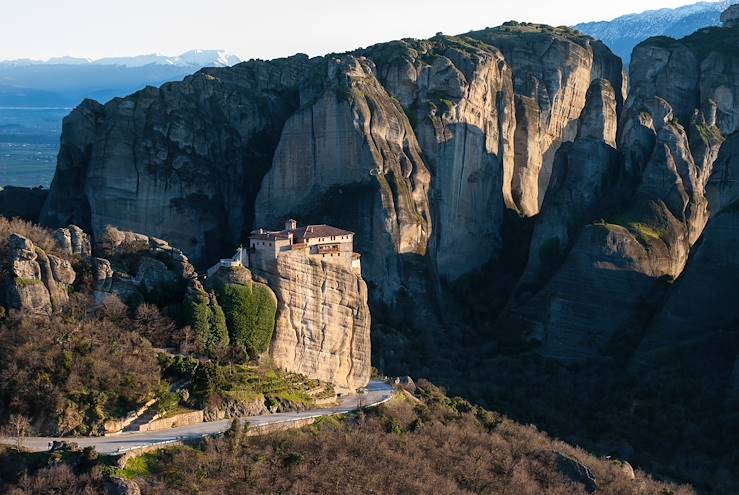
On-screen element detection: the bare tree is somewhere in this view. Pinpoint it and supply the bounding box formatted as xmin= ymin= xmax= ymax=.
xmin=7 ymin=414 xmax=31 ymax=450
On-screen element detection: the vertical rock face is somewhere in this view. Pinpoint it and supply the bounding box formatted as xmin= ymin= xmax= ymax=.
xmin=254 ymin=251 xmax=371 ymax=393
xmin=513 ymin=78 xmax=621 ymax=298
xmin=632 ymin=132 xmax=739 ymax=365
xmin=40 ymin=55 xmax=317 ymax=267
xmin=501 ymin=18 xmax=736 ymax=361
xmin=255 ymin=56 xmax=432 ymax=297
xmin=466 ymin=24 xmax=624 ymax=216
xmin=367 ymin=38 xmax=517 ymax=280
xmin=41 ymin=25 xmax=622 ymax=290
xmin=578 ymin=79 xmax=617 ymax=147
xmin=4 ymin=234 xmax=76 ymax=314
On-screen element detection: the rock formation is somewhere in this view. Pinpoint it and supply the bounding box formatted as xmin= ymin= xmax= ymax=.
xmin=721 ymin=4 xmax=739 ymax=27
xmin=40 ymin=56 xmax=317 ymax=269
xmin=30 ymin=11 xmax=739 ymax=489
xmin=252 ymin=250 xmax=371 ymax=394
xmin=91 ymin=226 xmax=200 ymax=305
xmin=40 ymin=24 xmax=622 ymax=298
xmin=500 ymin=15 xmax=736 ymax=361
xmin=54 ymin=224 xmax=92 ymax=257
xmin=5 ymin=233 xmax=76 ymax=314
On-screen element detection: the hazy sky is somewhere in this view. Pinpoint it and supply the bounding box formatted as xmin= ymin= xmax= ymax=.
xmin=0 ymin=0 xmax=705 ymax=61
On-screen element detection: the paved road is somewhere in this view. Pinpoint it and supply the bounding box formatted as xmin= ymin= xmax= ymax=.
xmin=0 ymin=381 xmax=393 ymax=455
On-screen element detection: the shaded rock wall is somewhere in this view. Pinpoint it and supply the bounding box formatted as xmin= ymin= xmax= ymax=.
xmin=41 ymin=26 xmax=622 ymax=296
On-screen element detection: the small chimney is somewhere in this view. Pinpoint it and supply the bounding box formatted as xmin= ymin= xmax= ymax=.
xmin=285 ymin=219 xmax=297 ymax=231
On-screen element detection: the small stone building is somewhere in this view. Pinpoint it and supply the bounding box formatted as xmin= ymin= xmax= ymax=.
xmin=207 ymin=219 xmax=361 ymax=277
xmin=248 ymin=219 xmax=361 ymax=274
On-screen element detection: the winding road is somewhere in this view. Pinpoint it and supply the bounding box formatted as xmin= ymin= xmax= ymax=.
xmin=0 ymin=380 xmax=394 ymax=455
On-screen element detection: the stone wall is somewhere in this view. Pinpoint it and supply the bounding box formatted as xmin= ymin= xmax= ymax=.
xmin=103 ymin=399 xmax=157 ymax=435
xmin=137 ymin=410 xmax=204 ymax=433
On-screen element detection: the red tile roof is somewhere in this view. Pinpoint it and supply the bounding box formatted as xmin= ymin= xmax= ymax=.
xmin=249 ymin=224 xmax=353 ymax=242
xmin=294 ymin=225 xmax=353 ymax=240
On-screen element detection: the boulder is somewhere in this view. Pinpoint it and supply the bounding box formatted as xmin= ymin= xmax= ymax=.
xmin=393 ymin=376 xmax=417 ymax=394
xmin=135 ymin=257 xmax=178 ymax=294
xmin=54 ymin=225 xmax=91 ymax=257
xmin=612 ymin=459 xmax=636 ymax=480
xmin=35 ymin=248 xmax=70 ymax=309
xmin=555 ymin=452 xmax=598 ymax=493
xmin=4 ymin=234 xmax=76 ymax=315
xmin=106 ymin=477 xmax=141 ymax=495
xmin=89 ymin=257 xmax=113 ymax=293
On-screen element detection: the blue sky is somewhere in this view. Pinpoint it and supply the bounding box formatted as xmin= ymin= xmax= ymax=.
xmin=0 ymin=0 xmax=704 ymax=61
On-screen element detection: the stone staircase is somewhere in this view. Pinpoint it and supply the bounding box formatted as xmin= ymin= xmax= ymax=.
xmin=122 ymin=379 xmax=190 ymax=433
xmin=123 ymin=406 xmax=160 ymax=432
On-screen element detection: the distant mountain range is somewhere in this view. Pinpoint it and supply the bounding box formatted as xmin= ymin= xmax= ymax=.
xmin=0 ymin=2 xmax=733 ymax=108
xmin=0 ymin=50 xmax=242 ymax=107
xmin=575 ymin=0 xmax=733 ymax=64
xmin=0 ymin=49 xmax=241 ymax=69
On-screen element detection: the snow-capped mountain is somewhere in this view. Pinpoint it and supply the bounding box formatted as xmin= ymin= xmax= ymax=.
xmin=92 ymin=49 xmax=241 ymax=68
xmin=0 ymin=50 xmax=241 ymax=68
xmin=0 ymin=50 xmax=242 ymax=107
xmin=575 ymin=1 xmax=733 ymax=64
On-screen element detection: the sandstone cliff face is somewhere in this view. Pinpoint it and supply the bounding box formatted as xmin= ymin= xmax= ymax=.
xmin=466 ymin=24 xmax=624 ymax=216
xmin=255 ymin=56 xmax=432 ymax=296
xmin=631 ymin=132 xmax=739 ymax=367
xmin=366 ymin=37 xmax=516 ymax=280
xmin=41 ymin=25 xmax=622 ymax=293
xmin=500 ymin=21 xmax=736 ymax=361
xmin=514 ymin=79 xmax=620 ymax=298
xmin=41 ymin=55 xmax=317 ymax=266
xmin=253 ymin=251 xmax=371 ymax=394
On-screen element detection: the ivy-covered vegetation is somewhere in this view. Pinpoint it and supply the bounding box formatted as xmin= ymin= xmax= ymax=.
xmin=218 ymin=283 xmax=276 ymax=358
xmin=183 ymin=291 xmax=229 ymax=355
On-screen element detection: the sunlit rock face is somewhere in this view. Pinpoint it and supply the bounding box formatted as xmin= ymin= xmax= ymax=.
xmin=254 ymin=250 xmax=371 ymax=394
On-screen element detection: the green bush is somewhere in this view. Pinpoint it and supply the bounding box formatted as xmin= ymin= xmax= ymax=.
xmin=183 ymin=291 xmax=229 ymax=354
xmin=218 ymin=283 xmax=276 ymax=357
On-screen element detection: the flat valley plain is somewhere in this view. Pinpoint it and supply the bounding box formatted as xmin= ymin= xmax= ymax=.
xmin=0 ymin=107 xmax=66 ymax=188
